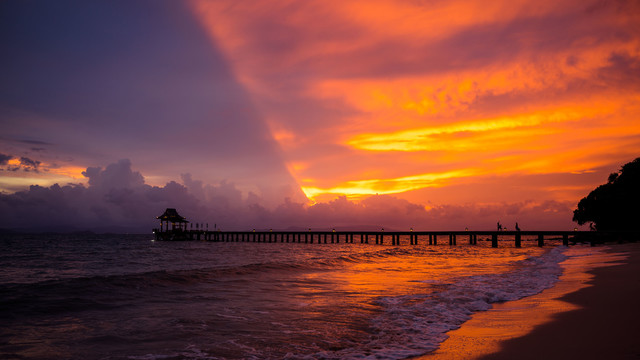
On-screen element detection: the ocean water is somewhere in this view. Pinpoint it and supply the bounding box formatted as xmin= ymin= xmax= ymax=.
xmin=0 ymin=234 xmax=588 ymax=359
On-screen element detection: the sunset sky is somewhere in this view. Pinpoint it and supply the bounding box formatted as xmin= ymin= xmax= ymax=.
xmin=1 ymin=0 xmax=639 ymax=231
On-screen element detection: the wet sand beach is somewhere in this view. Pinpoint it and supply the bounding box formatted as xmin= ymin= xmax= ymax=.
xmin=420 ymin=242 xmax=640 ymax=360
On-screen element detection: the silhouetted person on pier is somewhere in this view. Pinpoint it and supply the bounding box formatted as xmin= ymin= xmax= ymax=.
xmin=515 ymin=222 xmax=521 ymax=231
xmin=497 ymin=222 xmax=502 ymax=231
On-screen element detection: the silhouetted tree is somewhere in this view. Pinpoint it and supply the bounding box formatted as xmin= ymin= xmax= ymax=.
xmin=573 ymin=157 xmax=640 ymax=231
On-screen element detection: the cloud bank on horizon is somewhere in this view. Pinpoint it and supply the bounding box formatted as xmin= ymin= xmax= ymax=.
xmin=0 ymin=159 xmax=575 ymax=232
xmin=1 ymin=0 xmax=639 ymax=231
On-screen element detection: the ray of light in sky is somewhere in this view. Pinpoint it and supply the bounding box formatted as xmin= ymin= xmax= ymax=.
xmin=1 ymin=0 xmax=639 ymax=231
xmin=191 ymin=0 xmax=640 ymax=206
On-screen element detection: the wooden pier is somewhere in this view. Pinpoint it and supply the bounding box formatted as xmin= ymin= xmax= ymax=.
xmin=152 ymin=208 xmax=631 ymax=247
xmin=152 ymin=228 xmax=620 ymax=247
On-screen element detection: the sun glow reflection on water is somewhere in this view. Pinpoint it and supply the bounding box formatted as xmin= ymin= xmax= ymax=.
xmin=0 ymin=234 xmax=566 ymax=359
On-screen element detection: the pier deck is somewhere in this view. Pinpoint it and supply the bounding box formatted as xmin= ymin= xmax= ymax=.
xmin=151 ymin=229 xmax=628 ymax=247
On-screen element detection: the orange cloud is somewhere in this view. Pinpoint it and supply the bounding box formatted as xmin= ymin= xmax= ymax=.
xmin=301 ymin=169 xmax=476 ymax=201
xmin=0 ymin=155 xmax=89 ymax=193
xmin=347 ymin=110 xmax=581 ymax=152
xmin=47 ymin=166 xmax=87 ymax=179
xmin=189 ymin=0 xmax=640 ymax=208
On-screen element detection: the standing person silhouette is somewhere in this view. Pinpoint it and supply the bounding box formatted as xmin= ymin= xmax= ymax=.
xmin=515 ymin=222 xmax=521 ymax=231
xmin=497 ymin=221 xmax=502 ymax=231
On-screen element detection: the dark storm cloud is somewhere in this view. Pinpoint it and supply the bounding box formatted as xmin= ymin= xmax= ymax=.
xmin=0 ymin=153 xmax=12 ymax=165
xmin=19 ymin=157 xmax=41 ymax=171
xmin=0 ymin=159 xmax=202 ymax=232
xmin=82 ymin=159 xmax=144 ymax=191
xmin=0 ymin=154 xmax=42 ymax=172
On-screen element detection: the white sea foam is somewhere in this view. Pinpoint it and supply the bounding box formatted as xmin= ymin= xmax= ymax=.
xmin=325 ymin=247 xmax=568 ymax=360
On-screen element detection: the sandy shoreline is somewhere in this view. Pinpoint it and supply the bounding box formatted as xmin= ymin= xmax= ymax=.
xmin=417 ymin=242 xmax=640 ymax=360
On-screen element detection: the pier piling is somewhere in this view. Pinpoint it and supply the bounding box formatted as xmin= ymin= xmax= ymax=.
xmin=538 ymin=234 xmax=544 ymax=247
xmin=154 ymin=227 xmax=599 ymax=248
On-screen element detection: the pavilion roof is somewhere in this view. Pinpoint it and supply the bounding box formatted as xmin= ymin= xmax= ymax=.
xmin=156 ymin=208 xmax=189 ymax=223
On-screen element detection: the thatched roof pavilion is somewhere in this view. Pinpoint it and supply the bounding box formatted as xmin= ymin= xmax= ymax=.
xmin=156 ymin=208 xmax=188 ymax=231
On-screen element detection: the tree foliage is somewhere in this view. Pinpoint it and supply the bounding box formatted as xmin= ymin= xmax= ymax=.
xmin=573 ymin=157 xmax=640 ymax=231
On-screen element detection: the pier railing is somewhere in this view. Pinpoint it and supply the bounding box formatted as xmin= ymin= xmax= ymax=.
xmin=151 ymin=229 xmax=634 ymax=247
